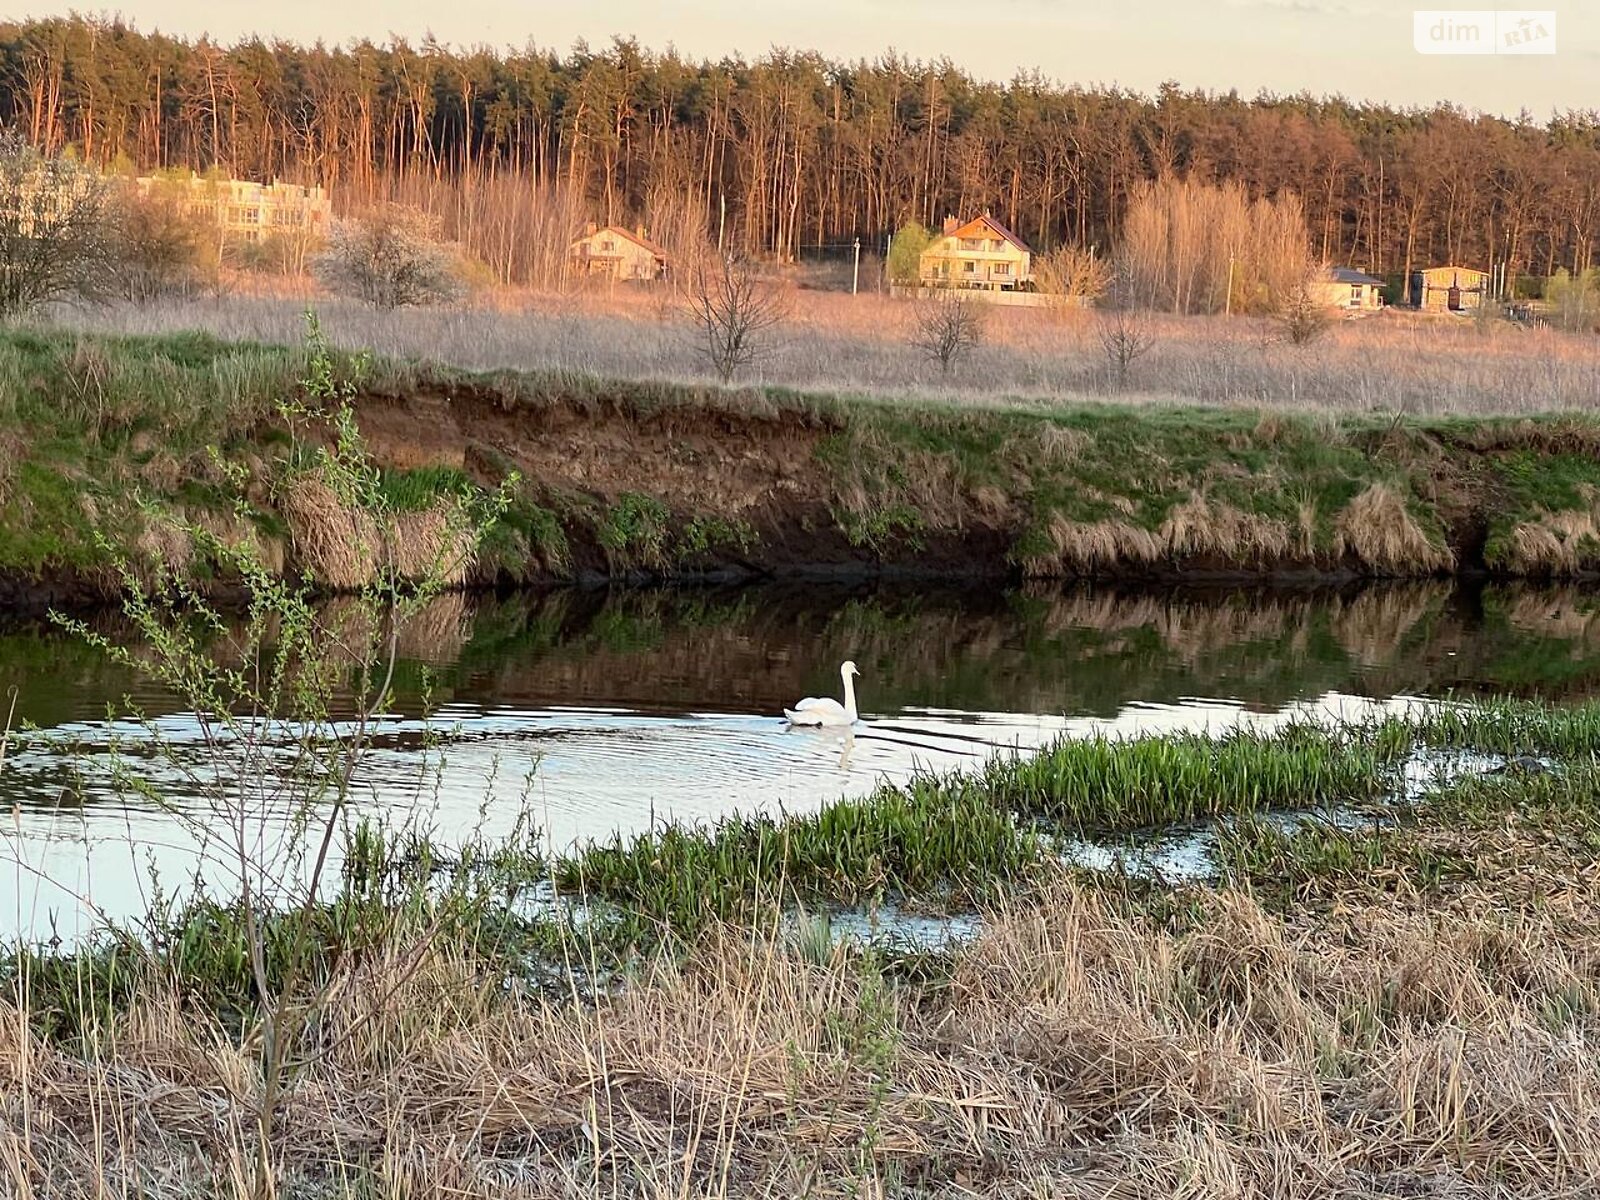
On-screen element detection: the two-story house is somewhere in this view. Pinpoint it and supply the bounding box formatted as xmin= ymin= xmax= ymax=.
xmin=918 ymin=214 xmax=1032 ymax=291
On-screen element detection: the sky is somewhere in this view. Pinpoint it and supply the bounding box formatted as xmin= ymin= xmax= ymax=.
xmin=34 ymin=1 xmax=1600 ymax=117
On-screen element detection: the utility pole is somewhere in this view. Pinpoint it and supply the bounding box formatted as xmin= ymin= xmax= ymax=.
xmin=852 ymin=236 xmax=861 ymax=294
xmin=717 ymin=192 xmax=726 ymax=256
xmin=1224 ymin=255 xmax=1236 ymax=317
xmin=884 ymin=230 xmax=893 ymax=293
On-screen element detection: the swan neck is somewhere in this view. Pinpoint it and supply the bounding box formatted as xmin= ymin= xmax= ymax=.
xmin=841 ymin=666 xmax=858 ymax=722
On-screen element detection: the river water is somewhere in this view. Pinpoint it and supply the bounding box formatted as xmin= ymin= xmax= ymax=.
xmin=4 ymin=580 xmax=1597 ymax=941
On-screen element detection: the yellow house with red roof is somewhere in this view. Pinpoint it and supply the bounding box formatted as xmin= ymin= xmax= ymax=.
xmin=569 ymin=223 xmax=669 ymax=281
xmin=919 ymin=213 xmax=1033 ymax=291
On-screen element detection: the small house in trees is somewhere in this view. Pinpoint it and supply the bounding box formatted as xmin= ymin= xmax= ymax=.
xmin=569 ymin=224 xmax=669 ymax=281
xmin=1316 ymin=266 xmax=1385 ymax=312
xmin=1408 ymin=265 xmax=1490 ymax=311
xmin=919 ymin=213 xmax=1032 ymax=291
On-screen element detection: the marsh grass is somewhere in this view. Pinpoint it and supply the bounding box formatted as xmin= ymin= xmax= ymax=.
xmin=9 ymin=694 xmax=1600 ymax=1196
xmin=549 ymin=699 xmax=1600 ymax=945
xmin=556 ymin=781 xmax=1040 ymax=941
xmin=1410 ymin=694 xmax=1600 ymax=758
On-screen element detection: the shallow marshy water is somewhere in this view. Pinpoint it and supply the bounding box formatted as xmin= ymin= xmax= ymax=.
xmin=3 ymin=579 xmax=1599 ymax=941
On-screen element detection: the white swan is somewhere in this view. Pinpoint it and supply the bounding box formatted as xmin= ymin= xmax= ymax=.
xmin=784 ymin=660 xmax=861 ymax=726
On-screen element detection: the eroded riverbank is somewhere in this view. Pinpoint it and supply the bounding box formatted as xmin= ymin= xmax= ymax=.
xmin=9 ymin=327 xmax=1600 ymax=604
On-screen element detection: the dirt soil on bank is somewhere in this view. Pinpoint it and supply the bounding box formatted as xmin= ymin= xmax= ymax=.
xmin=7 ymin=322 xmax=1600 ymax=602
xmin=339 ymin=380 xmax=1600 ymax=589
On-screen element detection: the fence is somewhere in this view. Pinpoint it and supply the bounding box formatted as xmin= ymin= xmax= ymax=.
xmin=890 ymin=285 xmax=1083 ymax=309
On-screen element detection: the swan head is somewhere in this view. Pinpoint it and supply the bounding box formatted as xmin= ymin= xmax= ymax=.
xmin=841 ymin=660 xmax=860 ymax=677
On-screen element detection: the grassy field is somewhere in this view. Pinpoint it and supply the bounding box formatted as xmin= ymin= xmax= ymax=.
xmin=6 ymin=320 xmax=1600 ymax=594
xmin=61 ymin=287 xmax=1600 ymax=416
xmin=5 ymin=699 xmax=1599 ymax=1197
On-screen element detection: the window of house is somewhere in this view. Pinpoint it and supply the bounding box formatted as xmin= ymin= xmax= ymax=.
xmin=963 ymin=260 xmax=977 ymax=273
xmin=961 ymin=237 xmax=980 ymax=250
xmin=989 ymin=239 xmax=1001 ymax=251
xmin=601 ymin=239 xmax=615 ymax=251
xmin=993 ymin=262 xmax=1010 ymax=276
xmin=1349 ymin=284 xmax=1362 ymax=307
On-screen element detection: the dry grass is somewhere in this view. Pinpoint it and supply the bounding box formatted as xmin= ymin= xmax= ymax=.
xmin=1031 ymin=422 xmax=1092 ymax=466
xmin=1026 ymin=502 xmax=1295 ymax=578
xmin=1334 ymin=484 xmax=1455 ymax=576
xmin=1029 ymin=514 xmax=1162 ymax=577
xmin=281 ymin=477 xmax=474 ymax=590
xmin=1159 ymin=495 xmax=1296 ymax=566
xmin=1025 ymin=485 xmax=1452 ymax=578
xmin=54 ymin=287 xmax=1600 ymax=417
xmin=280 ymin=476 xmax=383 ymax=589
xmin=1494 ymin=488 xmax=1600 ymax=576
xmin=3 ymin=878 xmax=1597 ymax=1198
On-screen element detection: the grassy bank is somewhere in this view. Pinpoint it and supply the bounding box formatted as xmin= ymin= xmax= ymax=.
xmin=7 ymin=324 xmax=1600 ymax=598
xmin=6 ymin=698 xmax=1600 ymax=1197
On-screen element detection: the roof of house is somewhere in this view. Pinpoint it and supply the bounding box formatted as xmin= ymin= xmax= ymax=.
xmin=1418 ymin=265 xmax=1489 ymax=280
xmin=574 ymin=224 xmax=669 ymax=259
xmin=1329 ymin=266 xmax=1385 ymax=286
xmin=939 ymin=213 xmax=1033 ymax=254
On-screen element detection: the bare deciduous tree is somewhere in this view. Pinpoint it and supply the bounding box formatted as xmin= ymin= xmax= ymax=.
xmin=1032 ymin=244 xmax=1110 ymax=309
xmin=110 ymin=186 xmax=206 ymax=303
xmin=1275 ymin=265 xmax=1335 ymax=346
xmin=0 ymin=132 xmax=115 ymax=317
xmin=1098 ymin=307 xmax=1156 ymax=388
xmin=316 ymin=203 xmax=463 ymax=309
xmin=910 ymin=292 xmax=984 ymax=373
xmin=1120 ymin=177 xmax=1314 ymax=316
xmin=1097 ymin=264 xmax=1158 ymax=388
xmin=688 ymin=253 xmax=785 ymax=383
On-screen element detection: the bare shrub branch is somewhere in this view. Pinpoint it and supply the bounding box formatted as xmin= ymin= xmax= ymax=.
xmin=110 ymin=185 xmax=208 ymax=304
xmin=1096 ymin=267 xmax=1158 ymax=388
xmin=1033 ymin=244 xmax=1109 ymax=310
xmin=316 ymin=204 xmax=463 ymax=309
xmin=0 ymin=131 xmax=115 ymax=317
xmin=1097 ymin=308 xmax=1156 ymax=388
xmin=910 ymin=291 xmax=984 ymax=373
xmin=1275 ymin=264 xmax=1335 ymax=347
xmin=688 ymin=253 xmax=785 ymax=383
